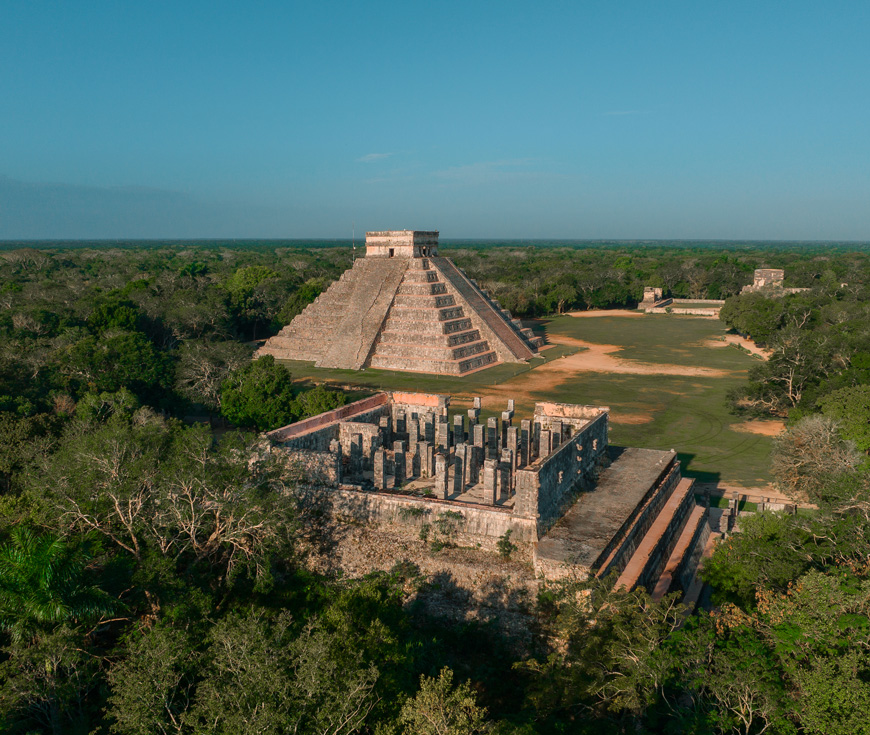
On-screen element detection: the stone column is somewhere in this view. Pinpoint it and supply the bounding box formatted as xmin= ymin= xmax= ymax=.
xmin=395 ymin=410 xmax=406 ymax=437
xmin=453 ymin=414 xmax=466 ymax=445
xmin=539 ymin=429 xmax=552 ymax=459
xmin=417 ymin=441 xmax=431 ymax=477
xmin=487 ymin=417 xmax=498 ymax=459
xmin=435 ymin=453 xmax=449 ymax=500
xmin=498 ymin=453 xmax=512 ymax=499
xmin=483 ymin=459 xmax=498 ymax=504
xmin=453 ymin=444 xmax=466 ymax=496
xmin=378 ymin=415 xmax=391 ymax=445
xmin=506 ymin=426 xmax=519 ymax=468
xmin=473 ymin=423 xmax=485 ymax=450
xmin=373 ymin=448 xmax=386 ymax=490
xmin=551 ymin=420 xmax=563 ymax=449
xmin=520 ymin=419 xmax=531 ymax=466
xmin=349 ymin=433 xmax=363 ymax=475
xmin=463 ymin=441 xmax=476 ymax=485
xmin=393 ymin=440 xmax=406 ymax=487
xmin=436 ymin=418 xmax=449 ymax=451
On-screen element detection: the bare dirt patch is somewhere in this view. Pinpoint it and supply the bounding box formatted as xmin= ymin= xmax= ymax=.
xmin=543 ymin=335 xmax=730 ymax=378
xmin=731 ymin=420 xmax=785 ymax=437
xmin=706 ymin=335 xmax=772 ymax=360
xmin=610 ymin=412 xmax=655 ymax=425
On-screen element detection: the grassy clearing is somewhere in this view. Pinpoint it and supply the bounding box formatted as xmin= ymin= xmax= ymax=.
xmin=278 ymin=314 xmax=773 ymax=487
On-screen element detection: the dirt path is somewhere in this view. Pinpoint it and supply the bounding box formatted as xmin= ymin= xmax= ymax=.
xmin=706 ymin=334 xmax=772 ymax=360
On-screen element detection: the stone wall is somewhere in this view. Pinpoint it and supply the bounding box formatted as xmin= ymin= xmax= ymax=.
xmin=277 ymin=448 xmax=341 ymax=486
xmin=268 ymin=393 xmax=391 ymax=451
xmin=329 ymin=487 xmax=538 ymax=545
xmin=514 ymin=412 xmax=609 ymax=533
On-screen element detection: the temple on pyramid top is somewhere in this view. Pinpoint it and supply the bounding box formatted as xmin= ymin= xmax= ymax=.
xmin=258 ymin=230 xmax=543 ymax=375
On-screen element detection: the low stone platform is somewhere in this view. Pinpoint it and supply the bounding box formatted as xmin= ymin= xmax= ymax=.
xmin=533 ymin=447 xmax=676 ymax=578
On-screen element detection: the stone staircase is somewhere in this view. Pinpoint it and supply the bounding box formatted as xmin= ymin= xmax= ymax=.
xmin=430 ymin=257 xmax=540 ymax=360
xmin=367 ymin=258 xmax=499 ymax=374
xmin=612 ymin=477 xmax=700 ymax=593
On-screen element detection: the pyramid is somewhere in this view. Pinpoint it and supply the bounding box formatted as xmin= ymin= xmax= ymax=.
xmin=258 ymin=231 xmax=543 ymax=375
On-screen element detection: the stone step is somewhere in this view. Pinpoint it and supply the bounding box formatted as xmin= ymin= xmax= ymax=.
xmin=376 ymin=328 xmax=482 ymax=346
xmin=397 ymin=282 xmax=448 ymax=296
xmin=381 ymin=317 xmax=473 ymax=336
xmin=392 ymin=293 xmax=456 ymax=308
xmin=613 ymin=478 xmax=697 ymax=593
xmin=403 ymin=270 xmax=440 ymax=283
xmin=650 ymin=504 xmax=709 ymax=601
xmin=369 ymin=350 xmax=497 ymax=375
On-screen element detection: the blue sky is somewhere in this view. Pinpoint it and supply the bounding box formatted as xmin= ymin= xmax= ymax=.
xmin=2 ymin=1 xmax=869 ymax=240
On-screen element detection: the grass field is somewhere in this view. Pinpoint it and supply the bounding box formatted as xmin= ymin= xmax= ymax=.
xmin=277 ymin=314 xmax=775 ymax=488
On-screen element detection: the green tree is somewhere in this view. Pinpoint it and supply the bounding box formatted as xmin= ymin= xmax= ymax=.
xmin=819 ymin=385 xmax=870 ymax=452
xmin=0 ymin=527 xmax=115 ymax=645
xmin=220 ymin=355 xmax=298 ymax=430
xmin=397 ymin=667 xmax=492 ymax=735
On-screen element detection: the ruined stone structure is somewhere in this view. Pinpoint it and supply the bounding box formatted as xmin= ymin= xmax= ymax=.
xmin=740 ymin=268 xmax=809 ymax=295
xmin=641 ymin=287 xmax=725 ymax=317
xmin=267 ymin=391 xmax=712 ymax=597
xmin=258 ymin=231 xmax=543 ymax=374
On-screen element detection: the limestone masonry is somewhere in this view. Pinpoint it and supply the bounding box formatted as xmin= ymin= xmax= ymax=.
xmin=267 ymin=391 xmax=714 ymax=595
xmin=258 ymin=230 xmax=543 ymax=374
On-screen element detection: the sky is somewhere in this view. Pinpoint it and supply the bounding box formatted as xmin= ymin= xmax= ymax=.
xmin=2 ymin=1 xmax=869 ymax=240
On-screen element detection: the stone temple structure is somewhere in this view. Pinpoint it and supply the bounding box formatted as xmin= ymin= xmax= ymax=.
xmin=258 ymin=230 xmax=543 ymax=375
xmin=267 ymin=391 xmax=714 ymax=597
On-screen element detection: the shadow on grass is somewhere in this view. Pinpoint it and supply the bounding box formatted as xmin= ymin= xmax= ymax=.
xmin=677 ymin=452 xmax=721 ymax=484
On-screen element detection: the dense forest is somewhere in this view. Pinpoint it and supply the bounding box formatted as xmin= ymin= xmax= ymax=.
xmin=2 ymin=241 xmax=870 ymax=734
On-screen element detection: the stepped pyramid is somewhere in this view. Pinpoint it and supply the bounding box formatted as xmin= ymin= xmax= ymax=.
xmin=258 ymin=230 xmax=543 ymax=375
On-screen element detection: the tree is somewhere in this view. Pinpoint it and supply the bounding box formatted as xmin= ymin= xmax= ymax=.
xmin=771 ymin=415 xmax=861 ymax=502
xmin=819 ymin=385 xmax=870 ymax=452
xmin=220 ymin=355 xmax=298 ymax=430
xmin=397 ymin=667 xmax=492 ymax=735
xmin=0 ymin=527 xmax=115 ymax=646
xmin=174 ymin=340 xmax=252 ymax=414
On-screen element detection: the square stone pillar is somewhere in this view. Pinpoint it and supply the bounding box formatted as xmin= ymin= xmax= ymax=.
xmin=395 ymin=411 xmax=406 ymax=437
xmin=417 ymin=441 xmax=432 ymax=477
xmin=393 ymin=440 xmax=406 ymax=487
xmin=378 ymin=415 xmax=391 ymax=445
xmin=464 ymin=442 xmax=477 ymax=485
xmin=453 ymin=443 xmax=466 ymax=496
xmin=483 ymin=459 xmax=499 ymax=504
xmin=551 ymin=420 xmax=563 ymax=449
xmin=435 ymin=453 xmax=449 ymax=500
xmin=373 ymin=447 xmax=386 ymax=490
xmin=539 ymin=429 xmax=552 ymax=459
xmin=473 ymin=423 xmax=485 ymax=450
xmin=453 ymin=414 xmax=466 ymax=445
xmin=498 ymin=455 xmax=512 ymax=499
xmin=506 ymin=426 xmax=519 ymax=468
xmin=520 ymin=419 xmax=531 ymax=466
xmin=486 ymin=417 xmax=499 ymax=459
xmin=349 ymin=433 xmax=363 ymax=475
xmin=423 ymin=416 xmax=435 ymax=443
xmin=436 ymin=418 xmax=449 ymax=451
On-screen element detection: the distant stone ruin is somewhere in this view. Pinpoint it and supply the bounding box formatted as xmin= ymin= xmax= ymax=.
xmin=258 ymin=230 xmax=542 ymax=374
xmin=267 ymin=391 xmax=713 ymax=595
xmin=641 ymin=287 xmax=724 ymax=316
xmin=741 ymin=268 xmax=808 ymax=295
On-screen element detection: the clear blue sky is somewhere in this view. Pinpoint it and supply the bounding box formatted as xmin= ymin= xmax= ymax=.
xmin=2 ymin=1 xmax=869 ymax=240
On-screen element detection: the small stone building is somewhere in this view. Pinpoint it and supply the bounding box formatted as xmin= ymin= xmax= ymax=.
xmin=267 ymin=391 xmax=712 ymax=597
xmin=258 ymin=230 xmax=542 ymax=375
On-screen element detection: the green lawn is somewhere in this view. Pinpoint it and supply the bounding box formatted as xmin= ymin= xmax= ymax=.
xmin=278 ymin=314 xmax=774 ymax=488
